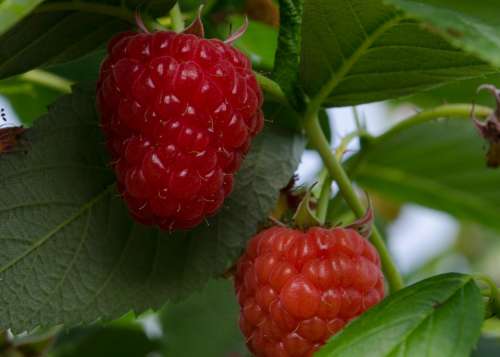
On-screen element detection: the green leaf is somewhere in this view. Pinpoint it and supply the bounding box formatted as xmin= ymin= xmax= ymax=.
xmin=0 ymin=0 xmax=45 ymax=36
xmin=0 ymin=83 xmax=304 ymax=332
xmin=0 ymin=11 xmax=128 ymax=80
xmin=47 ymin=49 xmax=106 ymax=83
xmin=395 ymin=73 xmax=500 ymax=110
xmin=384 ymin=0 xmax=500 ymax=67
xmin=50 ymin=321 xmax=161 ymax=357
xmin=351 ymin=118 xmax=500 ymax=232
xmin=0 ymin=1 xmax=175 ymax=80
xmin=272 ymin=0 xmax=304 ymax=107
xmin=316 ymin=273 xmax=484 ymax=357
xmin=229 ymin=15 xmax=278 ymax=71
xmin=300 ymin=0 xmax=498 ymax=107
xmin=160 ymin=279 xmax=245 ymax=357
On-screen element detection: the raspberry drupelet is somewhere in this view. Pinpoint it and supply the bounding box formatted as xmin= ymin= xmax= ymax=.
xmin=96 ymin=21 xmax=264 ymax=230
xmin=234 ymin=226 xmax=385 ymax=357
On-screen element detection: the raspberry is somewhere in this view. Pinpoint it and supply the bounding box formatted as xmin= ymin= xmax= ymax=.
xmin=96 ymin=24 xmax=264 ymax=230
xmin=234 ymin=226 xmax=385 ymax=357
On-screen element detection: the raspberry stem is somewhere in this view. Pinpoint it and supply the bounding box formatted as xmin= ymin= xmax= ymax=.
xmin=304 ymin=111 xmax=405 ymax=293
xmin=373 ymin=104 xmax=492 ymax=144
xmin=316 ymin=176 xmax=332 ymax=224
xmin=254 ymin=72 xmax=289 ymax=106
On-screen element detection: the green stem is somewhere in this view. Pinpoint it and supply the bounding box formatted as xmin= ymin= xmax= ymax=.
xmin=374 ymin=104 xmax=492 ymax=144
xmin=316 ymin=177 xmax=332 ymax=224
xmin=35 ymin=2 xmax=135 ymax=23
xmin=352 ymin=106 xmax=363 ymax=131
xmin=304 ymin=111 xmax=405 ymax=292
xmin=254 ymin=72 xmax=288 ymax=106
xmin=20 ymin=70 xmax=72 ymax=93
xmin=170 ymin=3 xmax=184 ymax=32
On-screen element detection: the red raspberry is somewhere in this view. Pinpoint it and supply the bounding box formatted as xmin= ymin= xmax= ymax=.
xmin=234 ymin=226 xmax=385 ymax=357
xmin=96 ymin=26 xmax=264 ymax=230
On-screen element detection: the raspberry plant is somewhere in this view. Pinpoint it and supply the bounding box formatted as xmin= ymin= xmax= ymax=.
xmin=0 ymin=0 xmax=500 ymax=356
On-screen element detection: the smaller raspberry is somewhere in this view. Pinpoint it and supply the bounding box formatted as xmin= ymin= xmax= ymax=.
xmin=234 ymin=226 xmax=385 ymax=357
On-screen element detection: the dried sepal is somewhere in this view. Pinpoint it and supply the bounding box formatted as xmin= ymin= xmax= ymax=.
xmin=345 ymin=198 xmax=374 ymax=239
xmin=472 ymin=84 xmax=500 ymax=168
xmin=0 ymin=126 xmax=27 ymax=154
xmin=183 ymin=5 xmax=205 ymax=37
xmin=224 ymin=16 xmax=249 ymax=45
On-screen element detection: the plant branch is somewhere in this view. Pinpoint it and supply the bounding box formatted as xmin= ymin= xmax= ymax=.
xmin=304 ymin=111 xmax=404 ymax=292
xmin=374 ymin=104 xmax=492 ymax=144
xmin=20 ymin=70 xmax=72 ymax=93
xmin=170 ymin=3 xmax=184 ymax=32
xmin=254 ymin=72 xmax=289 ymax=106
xmin=35 ymin=2 xmax=135 ymax=23
xmin=316 ymin=177 xmax=332 ymax=224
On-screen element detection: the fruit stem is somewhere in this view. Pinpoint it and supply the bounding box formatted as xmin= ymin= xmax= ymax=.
xmin=170 ymin=3 xmax=185 ymax=32
xmin=254 ymin=73 xmax=289 ymax=106
xmin=35 ymin=2 xmax=135 ymax=23
xmin=304 ymin=111 xmax=405 ymax=293
xmin=316 ymin=176 xmax=332 ymax=224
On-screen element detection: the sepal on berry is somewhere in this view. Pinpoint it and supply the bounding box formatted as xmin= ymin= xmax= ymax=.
xmin=224 ymin=16 xmax=249 ymax=44
xmin=292 ymin=187 xmax=321 ymax=229
xmin=345 ymin=198 xmax=374 ymax=239
xmin=183 ymin=5 xmax=205 ymax=37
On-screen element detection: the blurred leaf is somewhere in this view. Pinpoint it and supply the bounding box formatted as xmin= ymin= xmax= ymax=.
xmin=50 ymin=322 xmax=160 ymax=357
xmin=300 ymin=0 xmax=498 ymax=107
xmin=0 ymin=75 xmax=61 ymax=125
xmin=0 ymin=0 xmax=45 ymax=36
xmin=483 ymin=318 xmax=500 ymax=338
xmin=0 ymin=12 xmax=127 ymax=80
xmin=160 ymin=279 xmax=245 ymax=357
xmin=316 ymin=273 xmax=483 ymax=357
xmin=0 ymin=0 xmax=176 ymax=80
xmin=472 ymin=336 xmax=500 ymax=357
xmin=351 ymin=119 xmax=500 ymax=233
xmin=405 ymin=252 xmax=470 ymax=285
xmin=245 ymin=0 xmax=279 ymax=27
xmin=385 ymin=0 xmax=500 ymax=67
xmin=0 ymin=83 xmax=304 ymax=332
xmin=1 ymin=326 xmax=59 ymax=356
xmin=272 ymin=0 xmax=304 ymax=108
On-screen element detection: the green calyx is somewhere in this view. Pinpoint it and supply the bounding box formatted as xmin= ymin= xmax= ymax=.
xmin=292 ymin=188 xmax=322 ymax=230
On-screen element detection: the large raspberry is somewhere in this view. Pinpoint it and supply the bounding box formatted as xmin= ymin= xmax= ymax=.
xmin=234 ymin=226 xmax=385 ymax=357
xmin=96 ymin=24 xmax=264 ymax=230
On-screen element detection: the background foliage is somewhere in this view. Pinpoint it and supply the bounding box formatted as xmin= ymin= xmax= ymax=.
xmin=0 ymin=0 xmax=500 ymax=356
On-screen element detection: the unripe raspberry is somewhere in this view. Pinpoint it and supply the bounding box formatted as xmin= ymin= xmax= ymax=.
xmin=96 ymin=23 xmax=264 ymax=230
xmin=234 ymin=226 xmax=385 ymax=357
